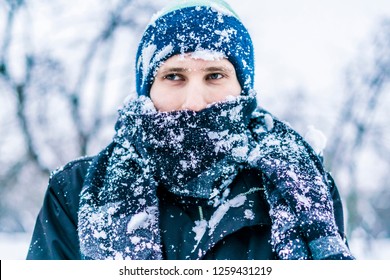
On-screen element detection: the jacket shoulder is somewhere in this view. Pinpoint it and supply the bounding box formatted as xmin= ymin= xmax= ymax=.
xmin=50 ymin=156 xmax=93 ymax=179
xmin=27 ymin=156 xmax=94 ymax=260
xmin=325 ymin=172 xmax=347 ymax=238
xmin=47 ymin=156 xmax=93 ymax=216
xmin=49 ymin=156 xmax=93 ymax=189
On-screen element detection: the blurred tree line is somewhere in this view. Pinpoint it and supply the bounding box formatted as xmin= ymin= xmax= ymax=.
xmin=0 ymin=0 xmax=389 ymax=256
xmin=0 ymin=0 xmax=160 ymax=231
xmin=327 ymin=18 xmax=390 ymax=241
xmin=279 ymin=18 xmax=390 ymax=246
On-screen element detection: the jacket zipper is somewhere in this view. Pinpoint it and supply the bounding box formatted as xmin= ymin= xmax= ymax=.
xmin=198 ymin=206 xmax=204 ymax=221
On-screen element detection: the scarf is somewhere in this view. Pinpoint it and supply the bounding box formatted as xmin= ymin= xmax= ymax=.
xmin=247 ymin=113 xmax=354 ymax=259
xmin=136 ymin=99 xmax=255 ymax=200
xmin=78 ymin=92 xmax=354 ymax=260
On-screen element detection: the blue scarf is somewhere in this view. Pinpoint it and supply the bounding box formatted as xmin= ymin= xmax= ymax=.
xmin=78 ymin=92 xmax=354 ymax=260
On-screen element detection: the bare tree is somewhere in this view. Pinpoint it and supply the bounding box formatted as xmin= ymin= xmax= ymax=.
xmin=326 ymin=18 xmax=390 ymax=245
xmin=0 ymin=0 xmax=161 ymax=232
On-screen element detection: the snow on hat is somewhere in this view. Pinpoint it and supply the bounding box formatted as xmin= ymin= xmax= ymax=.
xmin=135 ymin=0 xmax=254 ymax=96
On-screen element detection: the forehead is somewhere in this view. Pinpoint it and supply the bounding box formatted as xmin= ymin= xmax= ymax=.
xmin=158 ymin=53 xmax=235 ymax=71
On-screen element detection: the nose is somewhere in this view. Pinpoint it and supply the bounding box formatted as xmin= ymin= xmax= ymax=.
xmin=180 ymin=82 xmax=208 ymax=111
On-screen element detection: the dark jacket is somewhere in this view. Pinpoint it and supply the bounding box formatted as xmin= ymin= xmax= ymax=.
xmin=27 ymin=156 xmax=347 ymax=260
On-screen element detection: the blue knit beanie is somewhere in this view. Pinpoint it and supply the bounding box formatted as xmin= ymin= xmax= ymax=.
xmin=135 ymin=0 xmax=254 ymax=96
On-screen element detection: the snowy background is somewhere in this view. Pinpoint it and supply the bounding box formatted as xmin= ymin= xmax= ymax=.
xmin=1 ymin=0 xmax=390 ymax=259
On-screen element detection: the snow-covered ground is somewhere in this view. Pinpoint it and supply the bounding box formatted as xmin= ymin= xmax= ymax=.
xmin=349 ymin=238 xmax=390 ymax=260
xmin=0 ymin=232 xmax=31 ymax=260
xmin=1 ymin=232 xmax=389 ymax=260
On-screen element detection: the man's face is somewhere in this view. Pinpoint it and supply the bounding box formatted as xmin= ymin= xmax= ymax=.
xmin=150 ymin=54 xmax=242 ymax=112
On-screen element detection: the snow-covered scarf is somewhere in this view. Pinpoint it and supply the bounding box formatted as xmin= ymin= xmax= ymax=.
xmin=78 ymin=92 xmax=354 ymax=260
xmin=247 ymin=113 xmax=354 ymax=259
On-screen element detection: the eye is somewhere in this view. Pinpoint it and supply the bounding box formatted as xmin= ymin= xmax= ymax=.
xmin=207 ymin=73 xmax=224 ymax=80
xmin=164 ymin=73 xmax=183 ymax=81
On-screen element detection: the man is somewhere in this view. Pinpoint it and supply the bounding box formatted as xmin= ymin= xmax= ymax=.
xmin=27 ymin=0 xmax=354 ymax=260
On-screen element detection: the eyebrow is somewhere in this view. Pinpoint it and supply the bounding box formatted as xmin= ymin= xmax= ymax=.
xmin=159 ymin=66 xmax=234 ymax=74
xmin=160 ymin=67 xmax=188 ymax=74
xmin=203 ymin=66 xmax=234 ymax=73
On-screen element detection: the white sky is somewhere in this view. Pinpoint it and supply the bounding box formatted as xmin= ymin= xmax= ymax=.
xmin=227 ymin=0 xmax=390 ymax=101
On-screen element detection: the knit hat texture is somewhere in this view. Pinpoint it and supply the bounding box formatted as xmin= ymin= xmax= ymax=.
xmin=135 ymin=0 xmax=254 ymax=96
